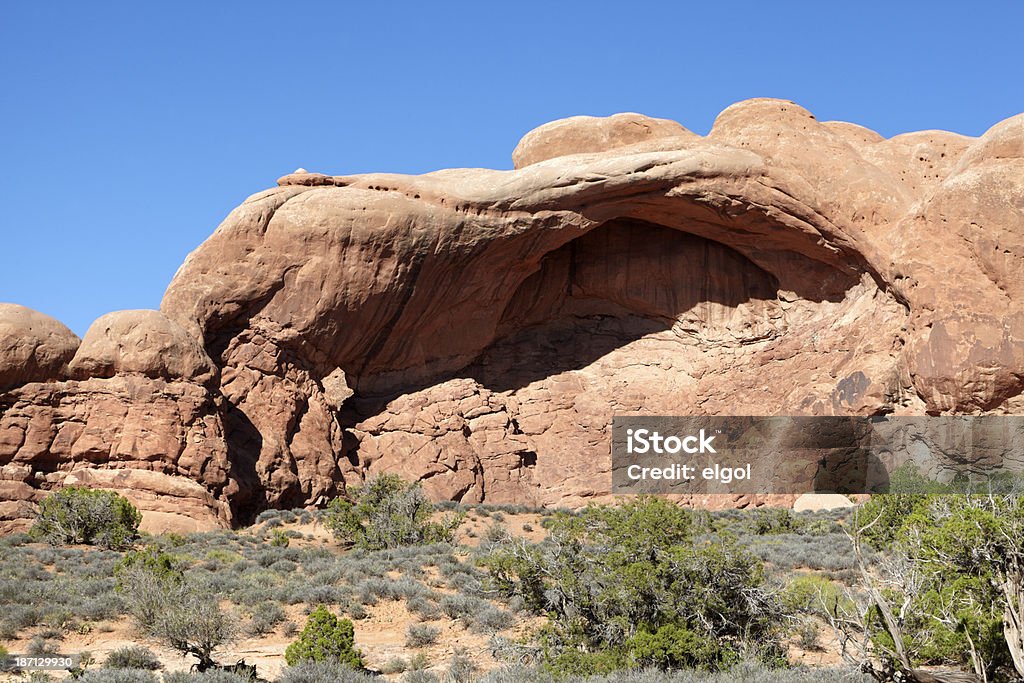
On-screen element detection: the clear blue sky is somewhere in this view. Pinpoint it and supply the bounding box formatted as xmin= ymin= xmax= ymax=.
xmin=2 ymin=1 xmax=1022 ymax=337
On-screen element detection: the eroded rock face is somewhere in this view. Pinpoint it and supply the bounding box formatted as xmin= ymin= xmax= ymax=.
xmin=0 ymin=310 xmax=230 ymax=531
xmin=0 ymin=375 xmax=231 ymax=531
xmin=2 ymin=99 xmax=1023 ymax=527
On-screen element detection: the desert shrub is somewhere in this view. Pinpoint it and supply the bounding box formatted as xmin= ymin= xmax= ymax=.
xmin=278 ymin=510 xmax=298 ymax=524
xmin=269 ymin=559 xmax=298 ymax=574
xmin=324 ymin=474 xmax=464 ymax=550
xmin=356 ymin=576 xmax=425 ymax=603
xmin=439 ymin=594 xmax=479 ymax=620
xmin=284 ymin=605 xmax=363 ymax=668
xmin=116 ymin=554 xmax=236 ymax=671
xmin=159 ymin=532 xmax=187 ymax=547
xmin=77 ymin=593 xmax=123 ymax=621
xmin=782 ymin=574 xmax=851 ymax=616
xmin=246 ymin=602 xmax=286 ymax=636
xmin=205 ymin=549 xmax=244 ymax=567
xmin=408 ymin=595 xmax=441 ymax=621
xmin=277 ymin=659 xmax=376 ymax=683
xmin=115 ymin=547 xmax=183 ymax=631
xmin=407 ymin=652 xmax=431 ymax=670
xmin=445 ymin=569 xmax=483 ymax=594
xmin=795 ymin=620 xmax=821 ymax=651
xmin=382 ymin=657 xmax=408 ymax=674
xmin=117 ymin=546 xmax=181 ymax=583
xmin=746 ymin=533 xmax=858 ymax=572
xmin=104 ymin=645 xmax=162 ymax=670
xmin=31 ymin=486 xmax=141 ymax=550
xmin=444 ymin=651 xmax=478 ymax=682
xmin=270 ymin=529 xmax=290 ymax=548
xmin=255 ymin=510 xmax=281 ymax=524
xmin=294 ymin=584 xmax=348 ymax=605
xmin=403 ymin=671 xmax=439 ymax=683
xmin=622 ymin=626 xmax=729 ymax=671
xmin=26 ymin=636 xmax=59 ymax=655
xmin=748 ymin=509 xmax=799 ymax=535
xmin=483 ymin=497 xmax=786 ymax=675
xmin=406 ymin=623 xmax=440 ymax=648
xmin=484 ymin=523 xmax=511 ymax=544
xmin=797 ymin=518 xmax=837 ymax=536
xmin=153 ymin=584 xmax=237 ymax=671
xmin=76 ymin=670 xmax=159 ymax=683
xmin=3 ymin=602 xmax=41 ymax=633
xmin=355 ymin=584 xmax=378 ymax=606
xmin=472 ymin=605 xmax=511 ymax=633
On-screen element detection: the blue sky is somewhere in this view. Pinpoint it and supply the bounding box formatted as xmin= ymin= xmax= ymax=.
xmin=2 ymin=1 xmax=1023 ymax=337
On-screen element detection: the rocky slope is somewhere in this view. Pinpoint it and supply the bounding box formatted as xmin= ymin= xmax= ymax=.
xmin=2 ymin=99 xmax=1022 ymax=528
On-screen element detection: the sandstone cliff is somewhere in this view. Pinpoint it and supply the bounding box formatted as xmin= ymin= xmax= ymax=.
xmin=2 ymin=99 xmax=1022 ymax=529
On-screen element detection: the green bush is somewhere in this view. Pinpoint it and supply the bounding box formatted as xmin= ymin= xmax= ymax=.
xmin=627 ymin=623 xmax=737 ymax=670
xmin=781 ymin=574 xmax=850 ymax=616
xmin=324 ymin=474 xmax=463 ymax=550
xmin=271 ymin=529 xmax=291 ymax=548
xmin=104 ymin=645 xmax=162 ymax=670
xmin=31 ymin=486 xmax=141 ymax=550
xmin=855 ymin=493 xmax=1017 ymax=677
xmin=748 ymin=508 xmax=799 ymax=535
xmin=483 ymin=497 xmax=785 ymax=675
xmin=284 ymin=605 xmax=363 ymax=668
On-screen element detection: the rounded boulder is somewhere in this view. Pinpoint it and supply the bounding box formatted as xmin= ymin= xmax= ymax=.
xmin=69 ymin=310 xmax=215 ymax=384
xmin=0 ymin=303 xmax=80 ymax=391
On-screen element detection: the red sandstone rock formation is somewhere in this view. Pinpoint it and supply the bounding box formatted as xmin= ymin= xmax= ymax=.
xmin=2 ymin=99 xmax=1022 ymax=528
